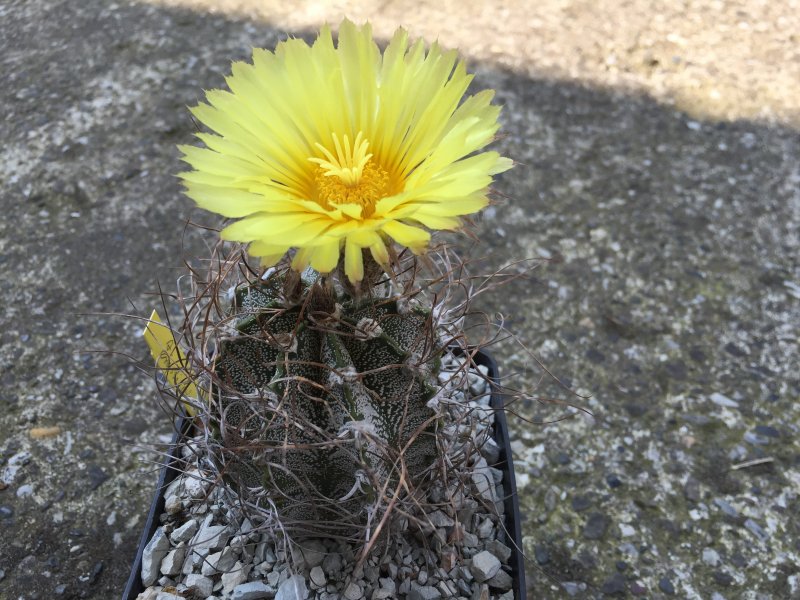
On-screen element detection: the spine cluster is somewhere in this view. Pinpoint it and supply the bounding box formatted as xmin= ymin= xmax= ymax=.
xmin=207 ymin=269 xmax=443 ymax=532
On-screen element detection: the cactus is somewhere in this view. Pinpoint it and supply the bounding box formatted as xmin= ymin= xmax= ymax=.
xmin=168 ymin=18 xmax=512 ymax=544
xmin=208 ymin=268 xmax=442 ymax=529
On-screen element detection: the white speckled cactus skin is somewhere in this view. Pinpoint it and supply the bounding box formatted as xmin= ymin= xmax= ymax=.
xmin=210 ymin=271 xmax=442 ymax=527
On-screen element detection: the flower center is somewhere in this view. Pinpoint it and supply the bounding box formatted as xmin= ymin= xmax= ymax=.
xmin=309 ymin=132 xmax=390 ymax=217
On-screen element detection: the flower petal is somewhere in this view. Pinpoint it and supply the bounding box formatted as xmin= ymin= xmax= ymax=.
xmin=308 ymin=239 xmax=341 ymax=273
xmin=180 ymin=20 xmax=511 ymax=278
xmin=344 ymin=237 xmax=364 ymax=283
xmin=221 ymin=214 xmax=327 ymax=244
xmin=409 ymin=214 xmax=462 ymax=230
xmin=369 ymin=240 xmax=390 ymax=266
xmin=249 ymin=240 xmax=289 ymax=266
xmin=382 ymin=221 xmax=430 ymax=250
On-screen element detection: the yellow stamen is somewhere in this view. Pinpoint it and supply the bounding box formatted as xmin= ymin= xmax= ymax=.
xmin=310 ymin=132 xmax=391 ymax=216
xmin=314 ymin=161 xmax=389 ymax=216
xmin=309 ymin=132 xmax=372 ymax=186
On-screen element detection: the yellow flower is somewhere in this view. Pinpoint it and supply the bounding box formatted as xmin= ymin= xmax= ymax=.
xmin=179 ymin=19 xmax=511 ymax=283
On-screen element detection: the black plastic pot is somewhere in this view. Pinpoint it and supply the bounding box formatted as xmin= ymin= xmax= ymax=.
xmin=122 ymin=349 xmax=526 ymax=600
xmin=123 ymin=415 xmax=189 ymax=600
xmin=479 ymin=350 xmax=527 ymax=600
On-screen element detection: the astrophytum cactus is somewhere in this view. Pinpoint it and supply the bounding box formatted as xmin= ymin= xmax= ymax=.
xmin=209 ymin=268 xmax=442 ymax=529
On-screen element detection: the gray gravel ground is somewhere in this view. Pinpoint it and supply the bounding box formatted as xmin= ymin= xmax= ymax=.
xmin=1 ymin=1 xmax=798 ymax=599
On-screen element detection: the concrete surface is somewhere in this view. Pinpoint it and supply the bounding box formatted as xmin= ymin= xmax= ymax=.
xmin=0 ymin=0 xmax=797 ymax=598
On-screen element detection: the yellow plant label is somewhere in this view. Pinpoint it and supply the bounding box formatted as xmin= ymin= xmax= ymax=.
xmin=143 ymin=310 xmax=199 ymax=408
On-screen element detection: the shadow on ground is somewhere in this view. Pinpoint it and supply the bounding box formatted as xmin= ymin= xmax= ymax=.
xmin=0 ymin=1 xmax=797 ymax=598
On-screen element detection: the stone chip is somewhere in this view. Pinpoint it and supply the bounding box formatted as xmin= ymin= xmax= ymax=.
xmin=160 ymin=546 xmax=186 ymax=576
xmin=309 ymin=566 xmax=326 ymax=588
xmin=170 ymin=519 xmax=198 ymax=544
xmin=470 ymin=550 xmax=501 ymax=582
xmin=185 ymin=573 xmax=214 ymax=598
xmin=486 ymin=568 xmax=513 ymax=590
xmin=232 ymin=581 xmax=277 ymax=600
xmin=275 ymin=574 xmax=309 ymax=600
xmin=141 ymin=527 xmax=170 ymax=587
xmin=409 ymin=582 xmax=442 ymax=600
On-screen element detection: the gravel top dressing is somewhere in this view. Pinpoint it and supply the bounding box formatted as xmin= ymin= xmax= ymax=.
xmin=134 ymin=353 xmax=521 ymax=600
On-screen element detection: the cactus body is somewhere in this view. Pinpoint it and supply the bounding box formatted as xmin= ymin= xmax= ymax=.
xmin=211 ymin=273 xmax=441 ymax=526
